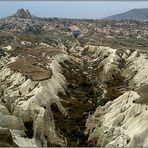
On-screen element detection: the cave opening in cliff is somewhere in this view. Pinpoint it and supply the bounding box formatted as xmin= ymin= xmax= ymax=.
xmin=24 ymin=121 xmax=34 ymax=138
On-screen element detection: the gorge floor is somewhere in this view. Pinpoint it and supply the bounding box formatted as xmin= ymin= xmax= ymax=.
xmin=50 ymin=57 xmax=126 ymax=146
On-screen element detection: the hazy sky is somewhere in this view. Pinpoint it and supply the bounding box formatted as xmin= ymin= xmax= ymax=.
xmin=0 ymin=1 xmax=148 ymax=19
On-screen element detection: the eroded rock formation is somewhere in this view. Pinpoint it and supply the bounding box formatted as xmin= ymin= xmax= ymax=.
xmin=0 ymin=45 xmax=69 ymax=146
xmin=0 ymin=42 xmax=148 ymax=147
xmin=84 ymin=45 xmax=148 ymax=147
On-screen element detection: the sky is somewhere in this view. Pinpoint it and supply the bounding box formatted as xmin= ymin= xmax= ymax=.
xmin=0 ymin=1 xmax=148 ymax=19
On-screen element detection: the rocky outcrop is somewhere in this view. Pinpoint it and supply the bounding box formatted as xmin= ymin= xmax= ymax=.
xmin=1 ymin=41 xmax=148 ymax=147
xmin=86 ymin=91 xmax=148 ymax=147
xmin=0 ymin=46 xmax=69 ymax=146
xmin=13 ymin=9 xmax=32 ymax=19
xmin=85 ymin=46 xmax=148 ymax=147
xmin=0 ymin=17 xmax=42 ymax=33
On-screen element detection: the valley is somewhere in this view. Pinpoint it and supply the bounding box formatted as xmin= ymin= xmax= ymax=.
xmin=0 ymin=8 xmax=148 ymax=147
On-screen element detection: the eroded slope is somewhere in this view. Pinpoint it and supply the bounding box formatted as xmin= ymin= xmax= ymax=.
xmin=0 ymin=43 xmax=148 ymax=147
xmin=0 ymin=46 xmax=69 ymax=146
xmin=85 ymin=45 xmax=148 ymax=147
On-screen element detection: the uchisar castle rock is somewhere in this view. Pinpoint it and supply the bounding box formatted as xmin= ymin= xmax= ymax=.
xmin=0 ymin=9 xmax=148 ymax=147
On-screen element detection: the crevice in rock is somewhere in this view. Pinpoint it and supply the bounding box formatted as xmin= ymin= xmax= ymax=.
xmin=24 ymin=121 xmax=34 ymax=138
xmin=50 ymin=59 xmax=102 ymax=146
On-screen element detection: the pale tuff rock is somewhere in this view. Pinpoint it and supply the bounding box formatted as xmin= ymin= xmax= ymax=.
xmin=0 ymin=113 xmax=25 ymax=131
xmin=39 ymin=42 xmax=50 ymax=47
xmin=0 ymin=52 xmax=69 ymax=146
xmin=0 ymin=104 xmax=10 ymax=115
xmin=2 ymin=45 xmax=13 ymax=51
xmin=1 ymin=43 xmax=148 ymax=147
xmin=123 ymin=51 xmax=148 ymax=87
xmin=83 ymin=45 xmax=148 ymax=88
xmin=84 ymin=45 xmax=121 ymax=81
xmin=12 ymin=135 xmax=37 ymax=147
xmin=86 ymin=91 xmax=148 ymax=147
xmin=20 ymin=41 xmax=32 ymax=45
xmin=84 ymin=45 xmax=148 ymax=147
xmin=10 ymin=129 xmax=37 ymax=147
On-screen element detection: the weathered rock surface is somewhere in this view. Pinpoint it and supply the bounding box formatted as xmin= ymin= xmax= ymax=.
xmin=1 ymin=42 xmax=148 ymax=147
xmin=0 ymin=45 xmax=69 ymax=146
xmin=86 ymin=91 xmax=148 ymax=147
xmin=13 ymin=9 xmax=32 ymax=19
xmin=84 ymin=45 xmax=148 ymax=147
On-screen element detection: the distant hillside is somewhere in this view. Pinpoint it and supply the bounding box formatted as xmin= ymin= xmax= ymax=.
xmin=103 ymin=8 xmax=148 ymax=21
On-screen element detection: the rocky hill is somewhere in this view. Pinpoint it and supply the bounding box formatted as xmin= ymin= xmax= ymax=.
xmin=12 ymin=8 xmax=32 ymax=19
xmin=104 ymin=8 xmax=148 ymax=21
xmin=0 ymin=9 xmax=148 ymax=147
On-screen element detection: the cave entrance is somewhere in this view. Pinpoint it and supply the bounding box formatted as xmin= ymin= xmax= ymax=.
xmin=24 ymin=121 xmax=34 ymax=138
